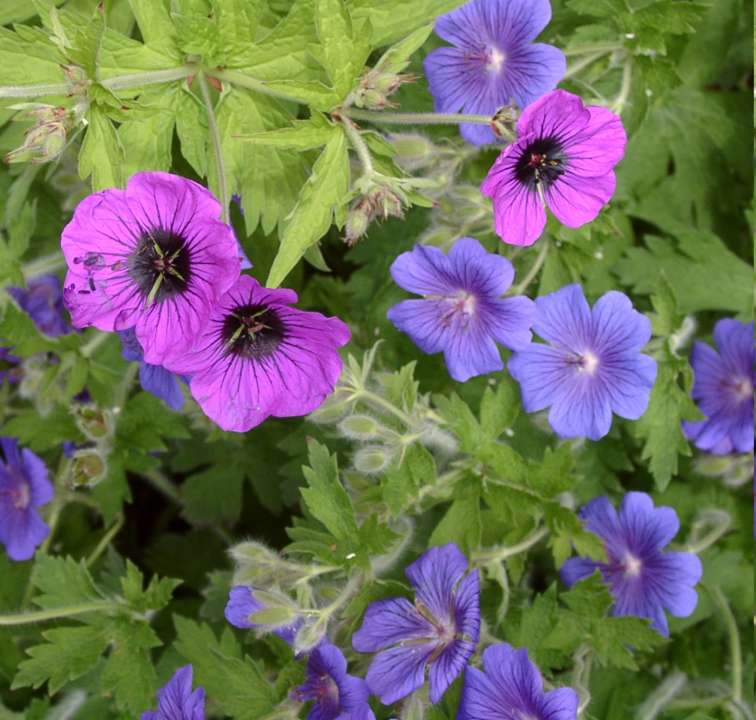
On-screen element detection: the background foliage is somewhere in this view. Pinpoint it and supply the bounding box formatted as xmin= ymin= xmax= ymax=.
xmin=0 ymin=0 xmax=752 ymax=719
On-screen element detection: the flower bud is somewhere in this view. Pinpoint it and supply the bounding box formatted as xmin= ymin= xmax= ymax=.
xmin=309 ymin=392 xmax=353 ymax=425
xmin=68 ymin=448 xmax=107 ymax=487
xmin=293 ymin=615 xmax=329 ymax=655
xmin=344 ymin=201 xmax=371 ymax=245
xmin=354 ymin=445 xmax=394 ymax=475
xmin=71 ymin=403 xmax=115 ymax=441
xmin=338 ymin=413 xmax=385 ymax=441
xmin=390 ymin=133 xmax=436 ymax=171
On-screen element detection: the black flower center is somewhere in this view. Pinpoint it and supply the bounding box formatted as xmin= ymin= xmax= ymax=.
xmin=514 ymin=137 xmax=566 ymax=190
xmin=221 ymin=304 xmax=285 ymax=359
xmin=128 ymin=229 xmax=191 ymax=303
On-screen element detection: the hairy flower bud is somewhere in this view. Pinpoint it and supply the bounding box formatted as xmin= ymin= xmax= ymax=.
xmin=6 ymin=105 xmax=72 ymax=164
xmin=354 ymin=445 xmax=394 ymax=474
xmin=390 ymin=133 xmax=436 ymax=171
xmin=353 ymin=68 xmax=415 ymax=110
xmin=293 ymin=614 xmax=329 ymax=655
xmin=338 ymin=413 xmax=385 ymax=441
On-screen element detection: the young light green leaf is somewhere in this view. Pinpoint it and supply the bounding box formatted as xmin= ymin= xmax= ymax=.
xmin=235 ymin=120 xmax=336 ymax=151
xmin=267 ymin=126 xmax=349 ymax=287
xmin=78 ymin=108 xmax=124 ymax=190
xmin=30 ymin=554 xmax=104 ymax=610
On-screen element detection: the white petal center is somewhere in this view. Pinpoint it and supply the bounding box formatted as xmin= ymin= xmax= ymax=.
xmin=486 ymin=47 xmax=506 ymax=73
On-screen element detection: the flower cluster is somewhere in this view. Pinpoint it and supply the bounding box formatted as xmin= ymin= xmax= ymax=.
xmin=61 ymin=172 xmax=350 ymax=432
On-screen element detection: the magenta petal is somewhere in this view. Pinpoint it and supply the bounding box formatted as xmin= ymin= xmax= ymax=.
xmin=546 ymin=172 xmax=616 ymax=229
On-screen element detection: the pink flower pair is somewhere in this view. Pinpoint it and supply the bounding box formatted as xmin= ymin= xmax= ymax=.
xmin=62 ymin=172 xmax=349 ymax=432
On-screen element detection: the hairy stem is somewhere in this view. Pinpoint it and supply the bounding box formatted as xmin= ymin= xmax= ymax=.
xmin=99 ymin=66 xmax=194 ymax=92
xmin=685 ymin=508 xmax=732 ymax=555
xmin=0 ymin=602 xmax=116 ymax=626
xmin=340 ymin=115 xmax=374 ymax=177
xmin=709 ymin=585 xmax=743 ymax=703
xmin=564 ymin=42 xmax=624 ymax=57
xmin=0 ymin=82 xmax=69 ymax=99
xmin=343 ymin=107 xmax=494 ymax=126
xmin=204 ymin=68 xmax=303 ymax=104
xmin=21 ymin=251 xmax=66 ymax=279
xmin=512 ymin=238 xmax=549 ymax=295
xmin=472 ymin=525 xmax=549 ymax=565
xmin=197 ymin=72 xmax=229 ymax=224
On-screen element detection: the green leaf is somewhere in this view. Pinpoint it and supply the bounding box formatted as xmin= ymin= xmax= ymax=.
xmin=78 ymin=108 xmax=125 ymax=190
xmin=382 ymin=443 xmax=435 ymax=517
xmin=118 ymin=88 xmax=177 ymax=176
xmin=300 ymin=440 xmax=359 ymax=541
xmin=479 ymin=380 xmax=519 ymax=440
xmin=30 ymin=554 xmax=103 ymax=610
xmin=0 ymin=26 xmax=63 ymax=86
xmin=12 ymin=626 xmax=106 ymax=694
xmin=429 ymin=481 xmax=482 ymax=554
xmin=315 ymin=0 xmax=367 ymax=99
xmin=348 ymin=0 xmax=466 ymax=46
xmin=266 ymin=126 xmax=349 ymax=287
xmin=120 ymin=560 xmax=181 ymax=614
xmin=181 ymin=460 xmax=245 ymax=525
xmin=236 ymin=119 xmax=336 ymax=151
xmin=100 ymin=617 xmax=161 ymax=713
xmin=127 ymin=0 xmax=179 ymax=56
xmin=174 ymin=616 xmax=278 ymax=719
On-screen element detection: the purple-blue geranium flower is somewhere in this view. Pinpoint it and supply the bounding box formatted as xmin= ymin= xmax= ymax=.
xmin=387 ymin=237 xmax=535 ymax=382
xmin=352 ymin=543 xmax=480 ymax=705
xmin=0 ymin=437 xmax=53 ymax=561
xmin=459 ymin=642 xmax=579 ymax=720
xmin=141 ymin=665 xmax=205 ymax=720
xmin=8 ymin=274 xmax=71 ymax=337
xmin=292 ymin=641 xmax=376 ymax=720
xmin=508 ymin=284 xmax=656 ymax=440
xmin=560 ymin=492 xmax=702 ymax=636
xmin=424 ymin=0 xmax=566 ymax=145
xmin=119 ymin=329 xmax=186 ymax=412
xmin=682 ymin=318 xmax=754 ymax=455
xmin=224 ymin=585 xmax=300 ymax=645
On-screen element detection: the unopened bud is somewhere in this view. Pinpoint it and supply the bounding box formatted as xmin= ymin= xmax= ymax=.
xmin=390 ymin=133 xmax=436 ymax=171
xmin=338 ymin=414 xmax=385 ymax=441
xmin=354 ymin=445 xmax=394 ymax=475
xmin=69 ymin=448 xmax=107 ymax=486
xmin=230 ymin=541 xmax=321 ymax=589
xmin=71 ymin=403 xmax=114 ymax=441
xmin=293 ymin=615 xmax=329 ymax=655
xmin=309 ymin=393 xmax=352 ymax=425
xmin=344 ymin=203 xmax=371 ymax=245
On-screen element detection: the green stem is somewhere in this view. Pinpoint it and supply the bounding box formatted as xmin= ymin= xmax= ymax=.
xmin=512 ymin=239 xmax=549 ymax=295
xmin=685 ymin=509 xmax=732 ymax=555
xmin=564 ymin=42 xmax=624 ymax=57
xmin=205 ymin=68 xmax=304 ymax=104
xmin=0 ymin=82 xmax=69 ymax=99
xmin=709 ymin=585 xmax=742 ymax=703
xmin=80 ymin=331 xmax=110 ymax=359
xmin=472 ymin=526 xmax=549 ymax=565
xmin=563 ymin=51 xmax=607 ymax=80
xmin=99 ymin=66 xmax=194 ymax=92
xmin=86 ymin=514 xmax=124 ymax=568
xmin=340 ymin=115 xmax=374 ymax=177
xmin=611 ymin=58 xmax=633 ymax=114
xmin=21 ymin=251 xmax=66 ymax=279
xmin=351 ymin=389 xmax=414 ymax=427
xmin=0 ymin=602 xmax=116 ymax=626
xmin=197 ymin=72 xmax=229 ymax=224
xmin=343 ymin=107 xmax=493 ymax=126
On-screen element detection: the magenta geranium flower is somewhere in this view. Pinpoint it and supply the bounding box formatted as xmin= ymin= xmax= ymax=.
xmin=481 ymin=89 xmax=627 ymax=246
xmin=560 ymin=492 xmax=702 ymax=636
xmin=387 ymin=237 xmax=535 ymax=382
xmin=61 ymin=172 xmax=241 ymax=365
xmin=682 ymin=318 xmax=754 ymax=455
xmin=164 ymin=275 xmax=350 ymax=432
xmin=424 ymin=0 xmax=566 ymax=146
